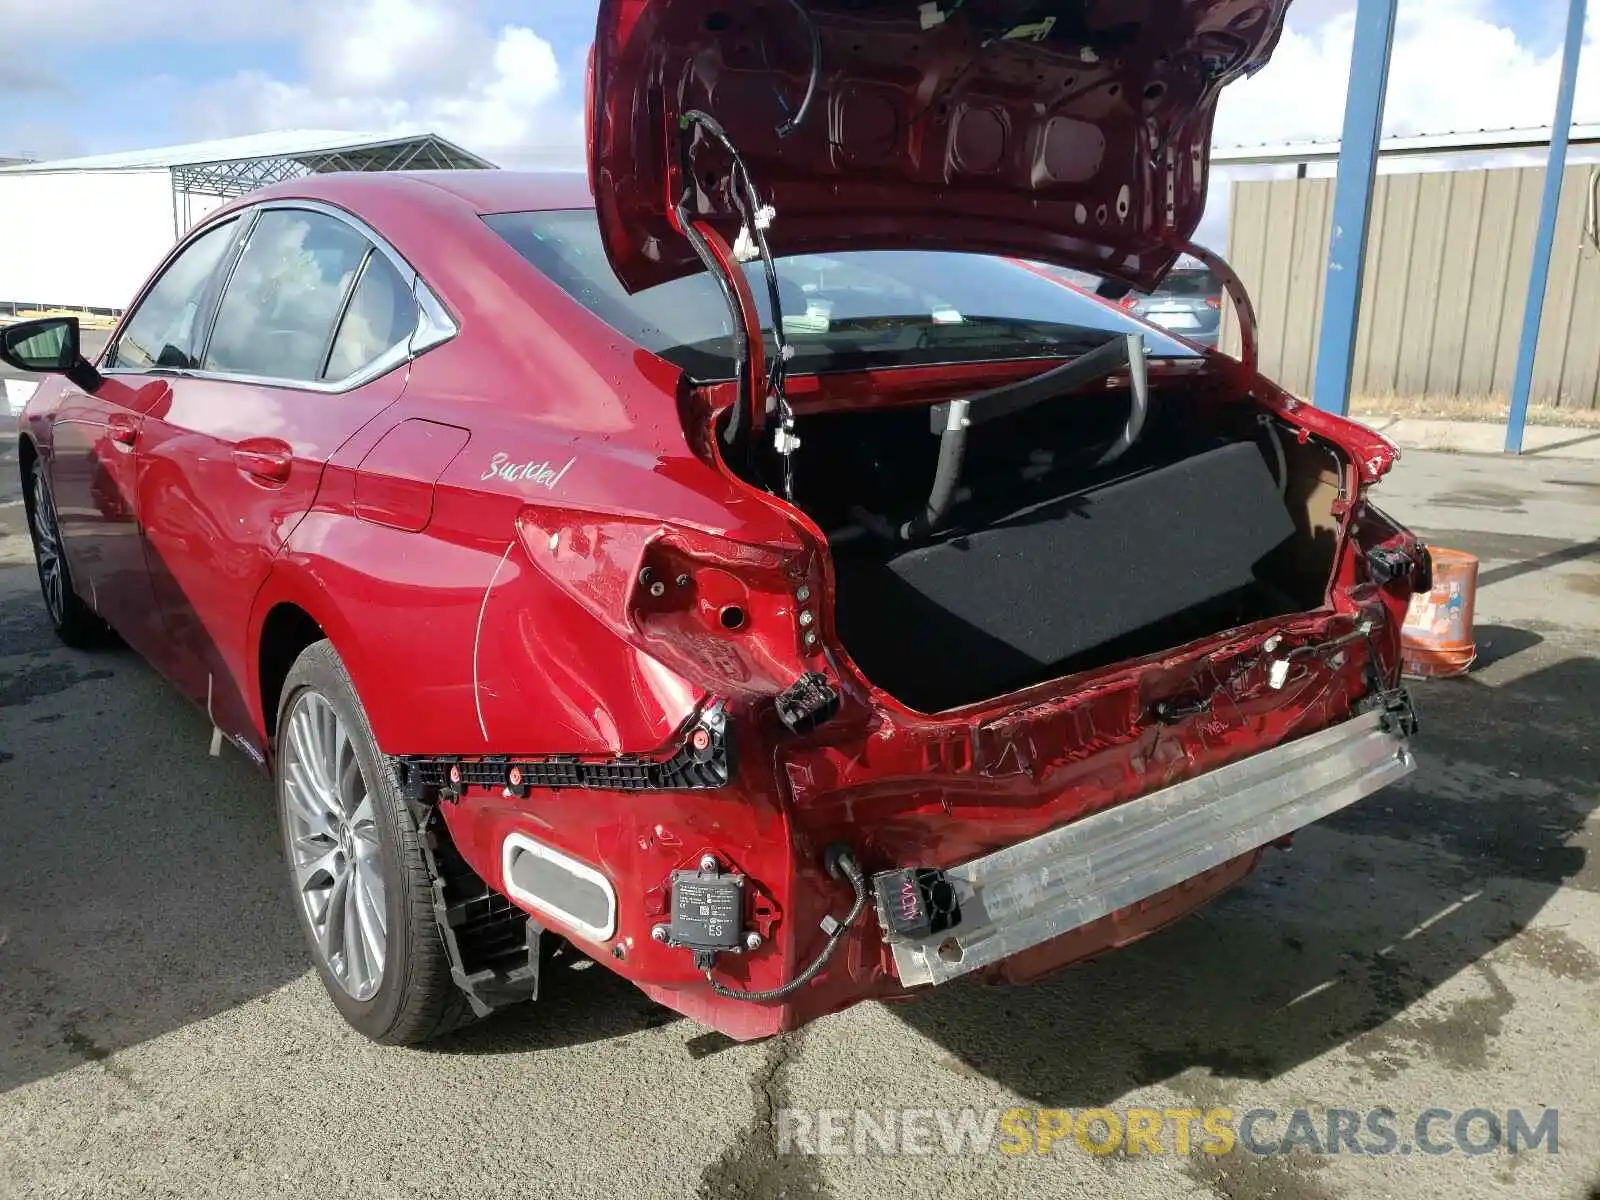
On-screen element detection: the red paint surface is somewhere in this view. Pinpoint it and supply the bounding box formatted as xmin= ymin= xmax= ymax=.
xmin=353 ymin=418 xmax=472 ymax=533
xmin=590 ymin=0 xmax=1294 ymax=293
xmin=17 ymin=168 xmax=1423 ymax=1041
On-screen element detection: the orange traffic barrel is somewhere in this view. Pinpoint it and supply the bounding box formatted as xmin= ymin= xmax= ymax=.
xmin=1400 ymin=546 xmax=1479 ymax=679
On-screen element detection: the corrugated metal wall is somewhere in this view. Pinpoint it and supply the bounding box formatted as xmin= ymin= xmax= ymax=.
xmin=1222 ymin=163 xmax=1600 ymax=411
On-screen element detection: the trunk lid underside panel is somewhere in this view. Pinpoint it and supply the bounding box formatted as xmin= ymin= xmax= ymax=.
xmin=591 ymin=0 xmax=1294 ymax=293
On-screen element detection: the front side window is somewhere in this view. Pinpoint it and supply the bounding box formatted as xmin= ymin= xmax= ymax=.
xmin=114 ymin=218 xmax=240 ymax=370
xmin=484 ymin=208 xmax=1198 ymax=380
xmin=204 ymin=209 xmax=373 ymax=383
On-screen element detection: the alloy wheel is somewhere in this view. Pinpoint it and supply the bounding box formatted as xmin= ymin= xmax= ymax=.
xmin=280 ymin=690 xmax=388 ymax=1001
xmin=30 ymin=467 xmax=65 ymax=625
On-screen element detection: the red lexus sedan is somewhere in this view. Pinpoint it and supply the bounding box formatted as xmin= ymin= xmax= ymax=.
xmin=3 ymin=0 xmax=1429 ymax=1046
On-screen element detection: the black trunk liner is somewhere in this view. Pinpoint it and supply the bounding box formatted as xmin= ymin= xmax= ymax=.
xmin=831 ymin=441 xmax=1299 ymax=712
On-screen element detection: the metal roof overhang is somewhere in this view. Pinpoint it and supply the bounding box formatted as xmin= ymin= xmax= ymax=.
xmin=168 ymin=133 xmax=496 ymax=199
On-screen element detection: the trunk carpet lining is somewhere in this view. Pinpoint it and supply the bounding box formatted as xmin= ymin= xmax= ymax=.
xmin=830 ymin=440 xmax=1299 ymax=712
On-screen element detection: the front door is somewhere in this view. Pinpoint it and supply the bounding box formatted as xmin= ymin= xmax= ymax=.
xmin=135 ymin=204 xmax=424 ymax=755
xmin=50 ymin=216 xmax=244 ymax=661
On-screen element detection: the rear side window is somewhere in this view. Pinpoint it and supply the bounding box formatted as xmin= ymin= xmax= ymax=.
xmin=114 ymin=218 xmax=240 ymax=370
xmin=204 ymin=209 xmax=372 ymax=383
xmin=322 ymin=252 xmax=417 ymax=381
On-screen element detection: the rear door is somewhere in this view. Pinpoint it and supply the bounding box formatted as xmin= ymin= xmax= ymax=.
xmin=135 ymin=201 xmax=429 ymax=754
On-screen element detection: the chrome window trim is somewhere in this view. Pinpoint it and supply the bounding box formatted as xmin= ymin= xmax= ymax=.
xmin=103 ymin=197 xmax=460 ymax=396
xmin=105 ymin=213 xmax=249 ymax=373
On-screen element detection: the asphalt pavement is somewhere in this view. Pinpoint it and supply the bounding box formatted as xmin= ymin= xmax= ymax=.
xmin=1 ymin=439 xmax=1598 ymax=1200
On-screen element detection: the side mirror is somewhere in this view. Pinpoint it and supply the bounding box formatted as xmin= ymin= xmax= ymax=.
xmin=0 ymin=317 xmax=103 ymax=392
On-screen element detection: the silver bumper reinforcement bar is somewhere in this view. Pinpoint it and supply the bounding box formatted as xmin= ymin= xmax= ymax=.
xmin=877 ymin=707 xmax=1416 ymax=988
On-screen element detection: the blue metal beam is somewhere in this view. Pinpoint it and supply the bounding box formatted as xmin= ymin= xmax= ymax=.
xmin=1312 ymin=0 xmax=1398 ymax=416
xmin=1505 ymin=0 xmax=1588 ymax=454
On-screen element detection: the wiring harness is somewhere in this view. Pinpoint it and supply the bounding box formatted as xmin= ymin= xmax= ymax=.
xmin=705 ymin=844 xmax=871 ymax=1004
xmin=674 ymin=108 xmax=801 ymax=499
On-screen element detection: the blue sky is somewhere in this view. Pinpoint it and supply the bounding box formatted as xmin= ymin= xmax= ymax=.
xmin=1 ymin=1 xmax=597 ymax=161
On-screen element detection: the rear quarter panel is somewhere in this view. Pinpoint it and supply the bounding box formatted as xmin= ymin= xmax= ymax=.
xmin=254 ymin=246 xmax=799 ymax=758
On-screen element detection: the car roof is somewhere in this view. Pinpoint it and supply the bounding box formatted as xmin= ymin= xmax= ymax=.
xmin=238 ymin=169 xmax=596 ymax=216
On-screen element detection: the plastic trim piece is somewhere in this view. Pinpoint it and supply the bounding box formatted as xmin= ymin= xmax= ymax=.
xmin=501 ymin=832 xmax=618 ymax=944
xmin=876 ymin=705 xmax=1416 ymax=988
xmin=391 ymin=702 xmax=736 ymax=794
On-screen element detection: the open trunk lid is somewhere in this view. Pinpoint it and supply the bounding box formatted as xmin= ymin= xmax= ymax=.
xmin=589 ymin=0 xmax=1293 ymax=295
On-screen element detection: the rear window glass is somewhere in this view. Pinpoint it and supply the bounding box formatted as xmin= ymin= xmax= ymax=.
xmin=483 ymin=208 xmax=1198 ymax=380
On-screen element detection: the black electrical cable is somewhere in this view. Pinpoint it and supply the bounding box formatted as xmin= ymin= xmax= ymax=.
xmin=678 ymin=108 xmax=799 ymax=497
xmin=706 ymin=845 xmax=869 ymax=1003
xmin=775 ymin=0 xmax=822 ymax=138
xmin=677 ymin=111 xmax=788 ymax=364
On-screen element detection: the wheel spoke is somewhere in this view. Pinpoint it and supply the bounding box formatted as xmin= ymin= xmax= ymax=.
xmin=317 ymin=702 xmax=339 ymax=781
xmin=341 ymin=863 xmax=371 ymax=990
xmin=352 ymin=860 xmax=386 ymax=974
xmin=349 ymin=794 xmax=378 ymax=845
xmin=290 ymin=711 xmax=336 ymax=803
xmin=284 ymin=762 xmax=336 ymax=837
xmin=336 ymin=745 xmax=363 ymax=818
xmin=316 ymin=868 xmax=351 ymax=972
xmin=293 ymin=845 xmax=341 ymax=890
xmin=356 ymin=857 xmax=387 ymax=934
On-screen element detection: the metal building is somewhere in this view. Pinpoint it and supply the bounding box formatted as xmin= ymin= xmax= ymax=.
xmin=0 ymin=130 xmax=494 ymax=318
xmin=1223 ymin=160 xmax=1600 ymax=414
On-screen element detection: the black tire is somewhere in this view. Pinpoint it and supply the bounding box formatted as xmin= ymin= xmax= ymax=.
xmin=274 ymin=639 xmax=474 ymax=1044
xmin=25 ymin=457 xmax=111 ymax=649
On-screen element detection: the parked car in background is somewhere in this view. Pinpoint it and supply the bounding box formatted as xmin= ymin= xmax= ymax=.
xmin=1027 ymin=255 xmax=1225 ymax=348
xmin=2 ymin=0 xmax=1430 ymax=1049
xmin=1122 ymin=257 xmax=1225 ymax=347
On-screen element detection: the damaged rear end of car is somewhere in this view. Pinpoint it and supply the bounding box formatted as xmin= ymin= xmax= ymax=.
xmin=404 ymin=0 xmax=1430 ymax=1041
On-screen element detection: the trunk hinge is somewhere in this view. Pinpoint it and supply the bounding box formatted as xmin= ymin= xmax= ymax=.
xmin=1176 ymin=239 xmax=1257 ymax=374
xmin=672 ymin=109 xmax=799 ymax=498
xmin=681 ymin=216 xmax=769 ymax=436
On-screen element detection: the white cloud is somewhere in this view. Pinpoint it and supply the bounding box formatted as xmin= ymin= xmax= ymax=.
xmin=1195 ymin=0 xmax=1600 ymax=250
xmin=1216 ymin=0 xmax=1598 ymax=148
xmin=190 ymin=0 xmax=581 ymax=168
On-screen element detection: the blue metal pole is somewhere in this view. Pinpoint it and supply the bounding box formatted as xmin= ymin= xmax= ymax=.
xmin=1312 ymin=0 xmax=1398 ymax=416
xmin=1505 ymin=0 xmax=1587 ymax=454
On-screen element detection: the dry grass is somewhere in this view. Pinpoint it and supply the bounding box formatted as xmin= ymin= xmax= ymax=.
xmin=1347 ymin=392 xmax=1600 ymax=429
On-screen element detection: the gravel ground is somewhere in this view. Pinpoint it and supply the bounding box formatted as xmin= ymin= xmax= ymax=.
xmin=2 ymin=437 xmax=1598 ymax=1200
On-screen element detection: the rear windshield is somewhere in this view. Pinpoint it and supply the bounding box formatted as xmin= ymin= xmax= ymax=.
xmin=484 ymin=209 xmax=1198 ymax=380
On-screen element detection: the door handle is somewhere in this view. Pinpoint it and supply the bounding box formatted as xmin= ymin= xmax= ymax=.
xmin=232 ymin=442 xmax=293 ymax=485
xmin=107 ymin=418 xmax=138 ymax=449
